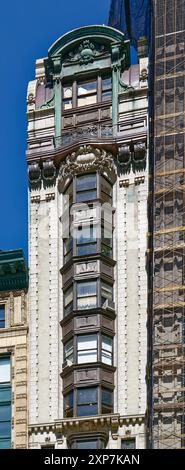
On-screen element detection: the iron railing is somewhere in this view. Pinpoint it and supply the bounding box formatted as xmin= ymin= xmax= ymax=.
xmin=54 ymin=123 xmax=114 ymax=149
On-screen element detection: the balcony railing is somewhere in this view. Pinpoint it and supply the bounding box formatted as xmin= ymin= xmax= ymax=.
xmin=54 ymin=123 xmax=114 ymax=149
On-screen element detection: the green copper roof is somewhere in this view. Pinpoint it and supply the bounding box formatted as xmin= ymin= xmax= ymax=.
xmin=0 ymin=249 xmax=28 ymax=292
xmin=48 ymin=25 xmax=127 ymax=57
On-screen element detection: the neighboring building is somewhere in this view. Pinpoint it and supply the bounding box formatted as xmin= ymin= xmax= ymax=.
xmin=0 ymin=249 xmax=28 ymax=449
xmin=27 ymin=25 xmax=148 ymax=449
xmin=108 ymin=0 xmax=150 ymax=47
xmin=149 ymin=0 xmax=185 ymax=450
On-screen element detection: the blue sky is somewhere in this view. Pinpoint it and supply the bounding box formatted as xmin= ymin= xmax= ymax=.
xmin=0 ymin=0 xmax=110 ymax=259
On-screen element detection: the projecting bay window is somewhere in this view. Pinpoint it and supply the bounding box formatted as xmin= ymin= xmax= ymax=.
xmin=64 ymin=285 xmax=73 ymax=316
xmin=0 ymin=305 xmax=5 ymax=329
xmin=64 ymin=386 xmax=113 ymax=417
xmin=62 ymin=76 xmax=112 ymax=110
xmin=77 ymin=281 xmax=97 ymax=310
xmin=64 ymin=333 xmax=113 ymax=366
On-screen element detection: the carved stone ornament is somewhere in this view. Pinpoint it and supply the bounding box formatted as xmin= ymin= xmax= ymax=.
xmin=64 ymin=40 xmax=106 ymax=65
xmin=28 ymin=163 xmax=41 ymax=184
xmin=59 ymin=146 xmax=116 ymax=183
xmin=42 ymin=161 xmax=56 ymax=182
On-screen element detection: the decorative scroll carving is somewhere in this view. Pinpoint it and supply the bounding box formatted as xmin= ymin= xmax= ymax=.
xmin=132 ymin=142 xmax=146 ymax=171
xmin=64 ymin=40 xmax=107 ymax=65
xmin=118 ymin=145 xmax=132 ymax=172
xmin=28 ymin=163 xmax=41 ymax=184
xmin=42 ymin=161 xmax=56 ymax=182
xmin=118 ymin=141 xmax=146 ymax=173
xmin=59 ymin=146 xmax=116 ymax=182
xmin=41 ymin=93 xmax=54 ymax=109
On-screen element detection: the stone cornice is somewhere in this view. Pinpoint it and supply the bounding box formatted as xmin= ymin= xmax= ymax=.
xmin=28 ymin=414 xmax=145 ymax=435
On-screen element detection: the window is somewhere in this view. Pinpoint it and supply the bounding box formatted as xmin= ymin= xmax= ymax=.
xmin=102 ymin=335 xmax=113 ymax=365
xmin=101 ymin=224 xmax=113 ymax=258
xmin=77 ymin=334 xmax=97 ymax=364
xmin=64 ymin=286 xmax=73 ymax=316
xmin=77 ymin=80 xmax=97 ymax=107
xmin=76 ymin=174 xmax=97 ymax=203
xmin=62 ymin=76 xmax=112 ymax=109
xmin=102 ymin=387 xmax=113 ymax=414
xmin=64 ymin=391 xmax=73 ymax=418
xmin=64 ymin=339 xmax=74 ymax=364
xmin=0 ymin=357 xmax=11 ymax=449
xmin=102 ymin=77 xmax=112 ymax=102
xmin=63 ymin=181 xmax=73 ymax=210
xmin=76 ymin=225 xmax=97 ymax=256
xmin=63 ymin=86 xmax=73 ymax=110
xmin=101 ymin=281 xmax=113 ymax=307
xmin=0 ymin=357 xmax=10 ymax=383
xmin=121 ymin=439 xmax=136 ymax=449
xmin=0 ymin=305 xmax=5 ymax=329
xmin=64 ymin=237 xmax=73 ymax=263
xmin=70 ymin=438 xmax=105 ymax=449
xmin=77 ymin=281 xmax=97 ymax=310
xmin=101 ymin=176 xmax=113 ymax=204
xmin=77 ymin=387 xmax=98 ymax=417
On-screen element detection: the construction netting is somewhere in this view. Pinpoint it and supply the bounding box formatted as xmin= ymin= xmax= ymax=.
xmin=151 ymin=0 xmax=185 ymax=449
xmin=108 ymin=0 xmax=150 ymax=47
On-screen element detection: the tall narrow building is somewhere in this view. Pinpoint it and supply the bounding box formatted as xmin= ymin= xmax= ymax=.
xmin=27 ymin=25 xmax=149 ymax=449
xmin=0 ymin=249 xmax=28 ymax=449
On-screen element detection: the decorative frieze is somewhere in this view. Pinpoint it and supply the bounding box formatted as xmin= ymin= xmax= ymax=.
xmin=75 ymin=261 xmax=99 ymax=276
xmin=59 ymin=146 xmax=116 ymax=184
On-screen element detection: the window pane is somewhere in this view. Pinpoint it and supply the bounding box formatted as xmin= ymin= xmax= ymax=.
xmin=78 ymin=351 xmax=97 ymax=363
xmin=0 ymin=439 xmax=11 ymax=449
xmin=101 ymin=244 xmax=112 ymax=257
xmin=78 ymin=387 xmax=97 ymax=404
xmin=0 ymin=306 xmax=5 ymax=329
xmin=63 ymin=99 xmax=72 ymax=110
xmin=0 ymin=386 xmax=11 ymax=403
xmin=0 ymin=405 xmax=11 ymax=422
xmin=64 ymin=287 xmax=73 ymax=306
xmin=63 ymin=87 xmax=72 ymax=98
xmin=77 ymin=226 xmax=96 ymax=244
xmin=0 ymin=422 xmax=11 ymax=438
xmin=72 ymin=439 xmax=99 ymax=449
xmin=0 ymin=358 xmax=10 ymax=384
xmin=64 ymin=339 xmax=73 ymax=362
xmin=77 ymin=282 xmax=96 ymax=297
xmin=78 ymin=335 xmax=97 ymax=350
xmin=121 ymin=439 xmax=136 ymax=449
xmin=78 ymin=81 xmax=97 ymax=96
xmin=77 ymin=404 xmax=98 ymax=416
xmin=76 ymin=190 xmax=97 ymax=203
xmin=102 ymin=78 xmax=112 ymax=90
xmin=102 ymin=388 xmax=112 ymax=406
xmin=102 ymin=91 xmax=112 ymax=102
xmin=76 ymin=174 xmax=96 ymax=192
xmin=77 ymin=296 xmax=97 ymax=310
xmin=77 ymin=244 xmax=97 ymax=256
xmin=101 ymin=282 xmax=113 ymax=301
xmin=78 ymin=95 xmax=97 ymax=107
xmin=102 ymin=335 xmax=112 ymax=352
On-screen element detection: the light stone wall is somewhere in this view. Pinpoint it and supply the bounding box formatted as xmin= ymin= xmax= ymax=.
xmin=0 ymin=291 xmax=28 ymax=449
xmin=29 ymin=187 xmax=60 ymax=425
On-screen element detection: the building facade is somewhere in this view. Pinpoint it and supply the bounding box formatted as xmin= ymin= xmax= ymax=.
xmin=0 ymin=249 xmax=28 ymax=449
xmin=27 ymin=26 xmax=149 ymax=449
xmin=149 ymin=0 xmax=185 ymax=450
